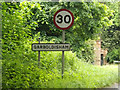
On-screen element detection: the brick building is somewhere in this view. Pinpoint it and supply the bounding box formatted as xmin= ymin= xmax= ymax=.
xmin=94 ymin=40 xmax=108 ymax=65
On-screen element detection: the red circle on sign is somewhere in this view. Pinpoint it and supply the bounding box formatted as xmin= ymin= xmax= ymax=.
xmin=53 ymin=9 xmax=74 ymax=30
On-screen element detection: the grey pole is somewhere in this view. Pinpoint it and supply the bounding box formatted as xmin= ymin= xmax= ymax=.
xmin=62 ymin=30 xmax=65 ymax=79
xmin=38 ymin=37 xmax=40 ymax=68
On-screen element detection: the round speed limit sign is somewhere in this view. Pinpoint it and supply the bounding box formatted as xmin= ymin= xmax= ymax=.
xmin=54 ymin=9 xmax=74 ymax=30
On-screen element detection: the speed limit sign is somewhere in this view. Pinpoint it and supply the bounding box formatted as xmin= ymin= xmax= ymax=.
xmin=54 ymin=9 xmax=74 ymax=30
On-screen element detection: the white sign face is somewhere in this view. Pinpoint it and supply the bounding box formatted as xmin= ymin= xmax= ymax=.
xmin=32 ymin=43 xmax=70 ymax=51
xmin=54 ymin=9 xmax=74 ymax=30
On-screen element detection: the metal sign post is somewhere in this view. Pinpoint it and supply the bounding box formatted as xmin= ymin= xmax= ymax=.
xmin=62 ymin=30 xmax=65 ymax=79
xmin=38 ymin=37 xmax=40 ymax=68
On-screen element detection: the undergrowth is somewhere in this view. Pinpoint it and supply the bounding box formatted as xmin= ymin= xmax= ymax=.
xmin=2 ymin=48 xmax=118 ymax=88
xmin=2 ymin=37 xmax=118 ymax=88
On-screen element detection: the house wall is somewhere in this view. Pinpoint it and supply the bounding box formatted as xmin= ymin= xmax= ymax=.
xmin=94 ymin=40 xmax=101 ymax=65
xmin=94 ymin=40 xmax=107 ymax=65
xmin=101 ymin=49 xmax=108 ymax=65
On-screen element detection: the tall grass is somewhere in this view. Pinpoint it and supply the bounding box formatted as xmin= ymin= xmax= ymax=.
xmin=42 ymin=51 xmax=118 ymax=88
xmin=2 ymin=40 xmax=118 ymax=88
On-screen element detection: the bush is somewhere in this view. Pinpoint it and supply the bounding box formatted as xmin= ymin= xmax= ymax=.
xmin=2 ymin=46 xmax=118 ymax=88
xmin=106 ymin=48 xmax=120 ymax=63
xmin=2 ymin=32 xmax=118 ymax=88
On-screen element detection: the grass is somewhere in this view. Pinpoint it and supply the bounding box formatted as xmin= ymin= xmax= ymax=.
xmin=118 ymin=64 xmax=120 ymax=83
xmin=41 ymin=52 xmax=119 ymax=88
xmin=0 ymin=59 xmax=2 ymax=89
xmin=46 ymin=66 xmax=118 ymax=88
xmin=2 ymin=50 xmax=119 ymax=88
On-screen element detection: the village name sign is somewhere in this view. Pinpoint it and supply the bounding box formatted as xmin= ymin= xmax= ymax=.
xmin=32 ymin=43 xmax=70 ymax=51
xmin=32 ymin=9 xmax=74 ymax=78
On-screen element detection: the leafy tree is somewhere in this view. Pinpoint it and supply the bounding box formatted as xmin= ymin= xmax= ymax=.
xmin=18 ymin=2 xmax=114 ymax=62
xmin=101 ymin=2 xmax=120 ymax=62
xmin=2 ymin=2 xmax=31 ymax=54
xmin=2 ymin=1 xmax=116 ymax=63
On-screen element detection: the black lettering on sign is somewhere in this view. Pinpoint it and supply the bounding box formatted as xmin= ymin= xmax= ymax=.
xmin=46 ymin=45 xmax=49 ymax=49
xmin=32 ymin=44 xmax=70 ymax=51
xmin=59 ymin=45 xmax=62 ymax=49
xmin=65 ymin=46 xmax=69 ymax=49
xmin=64 ymin=15 xmax=71 ymax=23
xmin=51 ymin=45 xmax=54 ymax=49
xmin=34 ymin=45 xmax=36 ymax=49
xmin=62 ymin=45 xmax=65 ymax=48
xmin=37 ymin=45 xmax=39 ymax=49
xmin=56 ymin=45 xmax=58 ymax=49
xmin=43 ymin=46 xmax=45 ymax=49
xmin=56 ymin=14 xmax=71 ymax=24
xmin=57 ymin=15 xmax=63 ymax=23
xmin=40 ymin=45 xmax=42 ymax=48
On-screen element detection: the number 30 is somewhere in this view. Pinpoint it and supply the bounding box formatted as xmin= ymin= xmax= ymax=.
xmin=57 ymin=14 xmax=71 ymax=24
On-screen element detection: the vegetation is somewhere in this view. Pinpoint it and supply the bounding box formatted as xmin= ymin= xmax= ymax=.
xmin=2 ymin=49 xmax=118 ymax=88
xmin=17 ymin=2 xmax=114 ymax=62
xmin=0 ymin=2 xmax=2 ymax=89
xmin=101 ymin=2 xmax=120 ymax=63
xmin=1 ymin=1 xmax=119 ymax=88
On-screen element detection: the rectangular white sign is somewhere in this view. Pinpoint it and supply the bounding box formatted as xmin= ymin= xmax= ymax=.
xmin=32 ymin=43 xmax=70 ymax=51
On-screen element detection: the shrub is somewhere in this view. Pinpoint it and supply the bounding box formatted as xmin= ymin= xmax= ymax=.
xmin=106 ymin=48 xmax=120 ymax=63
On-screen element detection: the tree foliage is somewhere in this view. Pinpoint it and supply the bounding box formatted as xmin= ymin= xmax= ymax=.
xmin=2 ymin=2 xmax=31 ymax=54
xmin=16 ymin=2 xmax=114 ymax=62
xmin=101 ymin=2 xmax=120 ymax=62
